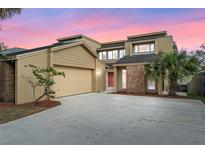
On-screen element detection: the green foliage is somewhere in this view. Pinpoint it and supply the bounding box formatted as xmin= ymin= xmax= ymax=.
xmin=25 ymin=64 xmax=65 ymax=102
xmin=146 ymin=51 xmax=200 ymax=96
xmin=187 ymin=93 xmax=205 ymax=105
xmin=0 ymin=8 xmax=22 ymax=20
xmin=0 ymin=53 xmax=6 ymax=59
xmin=194 ymin=43 xmax=205 ymax=65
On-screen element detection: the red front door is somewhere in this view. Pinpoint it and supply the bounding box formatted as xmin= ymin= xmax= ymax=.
xmin=108 ymin=72 xmax=114 ymax=87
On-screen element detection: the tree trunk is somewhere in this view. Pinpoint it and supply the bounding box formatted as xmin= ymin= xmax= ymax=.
xmin=168 ymin=82 xmax=176 ymax=96
xmin=34 ymin=88 xmax=48 ymax=104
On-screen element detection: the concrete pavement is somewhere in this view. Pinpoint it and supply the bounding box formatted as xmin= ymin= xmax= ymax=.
xmin=0 ymin=93 xmax=205 ymax=144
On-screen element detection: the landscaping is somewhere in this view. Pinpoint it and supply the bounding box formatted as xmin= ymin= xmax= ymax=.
xmin=113 ymin=92 xmax=205 ymax=105
xmin=0 ymin=100 xmax=60 ymax=124
xmin=187 ymin=93 xmax=205 ymax=105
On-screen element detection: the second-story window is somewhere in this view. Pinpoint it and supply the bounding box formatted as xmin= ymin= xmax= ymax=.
xmin=98 ymin=49 xmax=125 ymax=60
xmin=134 ymin=43 xmax=155 ymax=54
xmin=119 ymin=49 xmax=125 ymax=58
xmin=113 ymin=50 xmax=118 ymax=59
xmin=99 ymin=52 xmax=103 ymax=60
xmin=108 ymin=51 xmax=113 ymax=60
xmin=102 ymin=51 xmax=107 ymax=60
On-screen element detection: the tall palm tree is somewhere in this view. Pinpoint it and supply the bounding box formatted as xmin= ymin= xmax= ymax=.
xmin=146 ymin=51 xmax=200 ymax=96
xmin=0 ymin=8 xmax=22 ymax=20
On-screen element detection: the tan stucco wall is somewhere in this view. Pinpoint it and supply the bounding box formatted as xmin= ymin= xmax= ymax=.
xmin=16 ymin=50 xmax=49 ymax=104
xmin=95 ymin=59 xmax=106 ymax=92
xmin=124 ymin=35 xmax=173 ymax=56
xmin=156 ymin=36 xmax=173 ymax=53
xmin=82 ymin=38 xmax=101 ymax=52
xmin=53 ymin=45 xmax=95 ymax=69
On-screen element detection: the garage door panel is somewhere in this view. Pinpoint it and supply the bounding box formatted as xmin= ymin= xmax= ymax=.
xmin=54 ymin=66 xmax=92 ymax=97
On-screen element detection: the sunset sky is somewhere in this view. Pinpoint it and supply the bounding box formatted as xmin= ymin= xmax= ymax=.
xmin=0 ymin=8 xmax=205 ymax=51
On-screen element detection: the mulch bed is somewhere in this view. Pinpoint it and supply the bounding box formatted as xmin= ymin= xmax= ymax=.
xmin=0 ymin=100 xmax=61 ymax=109
xmin=0 ymin=100 xmax=61 ymax=124
xmin=112 ymin=92 xmax=188 ymax=99
xmin=34 ymin=100 xmax=61 ymax=108
xmin=0 ymin=103 xmax=16 ymax=108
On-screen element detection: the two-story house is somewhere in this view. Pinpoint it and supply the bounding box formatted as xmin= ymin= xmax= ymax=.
xmin=97 ymin=31 xmax=174 ymax=95
xmin=0 ymin=31 xmax=175 ymax=104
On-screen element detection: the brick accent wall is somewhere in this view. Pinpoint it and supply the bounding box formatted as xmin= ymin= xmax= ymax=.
xmin=126 ymin=65 xmax=145 ymax=93
xmin=0 ymin=61 xmax=15 ymax=103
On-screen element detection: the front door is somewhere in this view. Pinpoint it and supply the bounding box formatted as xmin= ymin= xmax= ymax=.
xmin=108 ymin=72 xmax=114 ymax=87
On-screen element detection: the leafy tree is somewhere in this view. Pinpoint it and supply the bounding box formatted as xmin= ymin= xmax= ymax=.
xmin=146 ymin=51 xmax=200 ymax=96
xmin=0 ymin=8 xmax=22 ymax=20
xmin=194 ymin=44 xmax=205 ymax=65
xmin=26 ymin=64 xmax=65 ymax=103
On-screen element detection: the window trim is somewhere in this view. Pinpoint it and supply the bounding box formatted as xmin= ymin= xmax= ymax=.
xmin=98 ymin=48 xmax=125 ymax=60
xmin=133 ymin=43 xmax=155 ymax=54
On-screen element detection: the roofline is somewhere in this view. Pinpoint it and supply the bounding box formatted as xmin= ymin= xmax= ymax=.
xmin=5 ymin=44 xmax=52 ymax=57
xmin=101 ymin=40 xmax=126 ymax=45
xmin=96 ymin=46 xmax=125 ymax=52
xmin=51 ymin=41 xmax=97 ymax=57
xmin=57 ymin=34 xmax=101 ymax=44
xmin=57 ymin=34 xmax=83 ymax=41
xmin=127 ymin=31 xmax=167 ymax=39
xmin=113 ymin=62 xmax=151 ymax=67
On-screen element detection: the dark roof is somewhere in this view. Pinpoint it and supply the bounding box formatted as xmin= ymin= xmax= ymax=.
xmin=57 ymin=34 xmax=100 ymax=44
xmin=4 ymin=42 xmax=73 ymax=57
xmin=97 ymin=40 xmax=125 ymax=51
xmin=1 ymin=48 xmax=26 ymax=56
xmin=127 ymin=31 xmax=167 ymax=39
xmin=127 ymin=31 xmax=167 ymax=42
xmin=5 ymin=45 xmax=52 ymax=56
xmin=115 ymin=53 xmax=158 ymax=65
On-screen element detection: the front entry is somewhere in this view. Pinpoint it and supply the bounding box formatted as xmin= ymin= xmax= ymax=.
xmin=108 ymin=72 xmax=114 ymax=87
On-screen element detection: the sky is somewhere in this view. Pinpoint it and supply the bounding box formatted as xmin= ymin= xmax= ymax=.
xmin=0 ymin=8 xmax=205 ymax=50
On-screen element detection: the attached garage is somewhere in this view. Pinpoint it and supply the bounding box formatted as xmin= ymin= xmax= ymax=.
xmin=51 ymin=44 xmax=97 ymax=97
xmin=54 ymin=66 xmax=93 ymax=97
xmin=2 ymin=39 xmax=105 ymax=104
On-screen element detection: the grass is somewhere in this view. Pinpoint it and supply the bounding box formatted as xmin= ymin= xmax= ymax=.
xmin=187 ymin=93 xmax=205 ymax=105
xmin=0 ymin=105 xmax=47 ymax=124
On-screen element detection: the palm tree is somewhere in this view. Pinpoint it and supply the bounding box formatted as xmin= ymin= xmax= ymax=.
xmin=146 ymin=51 xmax=200 ymax=96
xmin=0 ymin=8 xmax=22 ymax=20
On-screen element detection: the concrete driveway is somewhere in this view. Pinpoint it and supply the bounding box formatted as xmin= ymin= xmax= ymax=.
xmin=0 ymin=93 xmax=205 ymax=145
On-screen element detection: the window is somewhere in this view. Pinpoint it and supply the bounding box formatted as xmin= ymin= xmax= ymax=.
xmin=147 ymin=79 xmax=155 ymax=90
xmin=113 ymin=50 xmax=118 ymax=59
xmin=134 ymin=45 xmax=139 ymax=53
xmin=108 ymin=51 xmax=113 ymax=60
xmin=99 ymin=52 xmax=102 ymax=60
xmin=98 ymin=49 xmax=125 ymax=60
xmin=119 ymin=49 xmax=125 ymax=58
xmin=102 ymin=51 xmax=107 ymax=60
xmin=150 ymin=44 xmax=155 ymax=52
xmin=122 ymin=69 xmax=127 ymax=89
xmin=134 ymin=43 xmax=155 ymax=54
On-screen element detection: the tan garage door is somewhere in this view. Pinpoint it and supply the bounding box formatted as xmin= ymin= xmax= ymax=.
xmin=54 ymin=66 xmax=93 ymax=97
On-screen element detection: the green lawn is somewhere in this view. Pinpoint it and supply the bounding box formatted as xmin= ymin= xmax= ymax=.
xmin=187 ymin=94 xmax=205 ymax=105
xmin=0 ymin=106 xmax=47 ymax=124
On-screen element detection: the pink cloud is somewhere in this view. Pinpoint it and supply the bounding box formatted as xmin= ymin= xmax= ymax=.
xmin=0 ymin=9 xmax=204 ymax=51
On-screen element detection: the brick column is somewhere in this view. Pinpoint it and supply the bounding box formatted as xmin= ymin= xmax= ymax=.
xmin=126 ymin=65 xmax=145 ymax=94
xmin=0 ymin=61 xmax=15 ymax=103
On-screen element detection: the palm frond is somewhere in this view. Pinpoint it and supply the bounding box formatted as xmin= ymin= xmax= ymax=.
xmin=0 ymin=8 xmax=22 ymax=20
